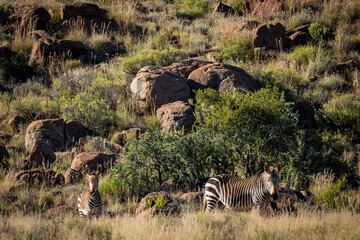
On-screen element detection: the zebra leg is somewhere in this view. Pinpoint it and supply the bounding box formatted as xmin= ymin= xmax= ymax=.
xmin=204 ymin=192 xmax=220 ymax=211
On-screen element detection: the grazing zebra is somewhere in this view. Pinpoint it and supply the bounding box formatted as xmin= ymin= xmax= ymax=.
xmin=204 ymin=162 xmax=282 ymax=213
xmin=78 ymin=164 xmax=103 ymax=219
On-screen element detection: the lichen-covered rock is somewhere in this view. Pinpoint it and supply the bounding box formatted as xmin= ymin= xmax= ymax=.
xmin=60 ymin=2 xmax=107 ymax=20
xmin=187 ymin=63 xmax=258 ymax=93
xmin=136 ymin=191 xmax=171 ymax=215
xmin=156 ymin=101 xmax=195 ymax=132
xmin=13 ymin=168 xmax=64 ymax=187
xmin=130 ymin=66 xmax=191 ymax=113
xmin=70 ymin=152 xmax=117 ymax=174
xmin=163 ymin=59 xmax=213 ymax=78
xmin=213 ymin=2 xmax=236 ymax=16
xmin=65 ymin=120 xmax=87 ymax=148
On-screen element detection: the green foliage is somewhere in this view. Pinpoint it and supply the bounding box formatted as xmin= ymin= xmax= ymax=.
xmin=63 ymin=90 xmax=119 ymax=135
xmin=176 ymin=0 xmax=209 ymax=19
xmin=308 ymin=23 xmax=330 ymax=41
xmin=345 ymin=0 xmax=360 ymax=23
xmin=229 ymin=0 xmax=244 ymax=14
xmin=218 ymin=38 xmax=254 ymax=62
xmin=99 ymin=175 xmax=126 ymax=201
xmin=11 ymin=93 xmax=42 ymax=120
xmin=193 ymin=88 xmax=300 ymax=180
xmin=291 ymin=45 xmax=319 ymax=67
xmin=120 ymin=48 xmax=189 ymax=75
xmin=146 ymin=197 xmax=169 ymax=209
xmin=321 ymin=94 xmax=360 ymax=130
xmin=316 ymin=74 xmax=344 ymax=90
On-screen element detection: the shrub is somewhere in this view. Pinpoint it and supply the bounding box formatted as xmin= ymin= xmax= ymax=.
xmin=120 ymin=48 xmax=189 ymax=75
xmin=177 ymin=0 xmax=209 ymax=19
xmin=308 ymin=23 xmax=330 ymax=41
xmin=321 ymin=94 xmax=360 ymax=130
xmin=146 ymin=197 xmax=169 ymax=209
xmin=345 ymin=0 xmax=360 ymax=23
xmin=317 ymin=74 xmax=344 ymax=90
xmin=218 ymin=38 xmax=254 ymax=62
xmin=11 ymin=94 xmax=42 ymax=120
xmin=291 ymin=45 xmax=319 ymax=67
xmin=229 ymin=0 xmax=244 ymax=15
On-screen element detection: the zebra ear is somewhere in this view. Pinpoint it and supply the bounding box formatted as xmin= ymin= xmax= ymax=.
xmin=277 ymin=162 xmax=282 ymax=172
xmin=264 ymin=162 xmax=270 ymax=173
xmin=96 ymin=164 xmax=103 ymax=175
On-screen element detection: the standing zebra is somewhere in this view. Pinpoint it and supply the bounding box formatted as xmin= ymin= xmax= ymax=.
xmin=78 ymin=164 xmax=103 ymax=219
xmin=204 ymin=162 xmax=282 ymax=213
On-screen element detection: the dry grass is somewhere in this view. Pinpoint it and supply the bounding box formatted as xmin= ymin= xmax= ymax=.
xmin=0 ymin=209 xmax=359 ymax=240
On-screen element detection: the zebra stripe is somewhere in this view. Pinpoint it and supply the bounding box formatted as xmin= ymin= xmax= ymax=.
xmin=78 ymin=190 xmax=102 ymax=219
xmin=204 ymin=163 xmax=281 ymax=213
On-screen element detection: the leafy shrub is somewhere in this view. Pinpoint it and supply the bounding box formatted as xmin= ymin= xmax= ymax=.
xmin=63 ymin=90 xmax=119 ymax=135
xmin=218 ymin=38 xmax=254 ymax=62
xmin=177 ymin=0 xmax=209 ymax=19
xmin=345 ymin=0 xmax=360 ymax=23
xmin=308 ymin=23 xmax=330 ymax=41
xmin=321 ymin=94 xmax=360 ymax=130
xmin=229 ymin=0 xmax=244 ymax=14
xmin=291 ymin=45 xmax=319 ymax=67
xmin=120 ymin=48 xmax=189 ymax=75
xmin=11 ymin=94 xmax=42 ymax=120
xmin=317 ymin=74 xmax=344 ymax=90
xmin=146 ymin=197 xmax=169 ymax=209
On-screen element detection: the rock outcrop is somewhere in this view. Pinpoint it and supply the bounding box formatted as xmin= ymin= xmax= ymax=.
xmin=253 ymin=23 xmax=289 ymax=51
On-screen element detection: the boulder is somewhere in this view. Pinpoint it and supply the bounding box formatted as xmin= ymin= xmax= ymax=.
xmin=112 ymin=128 xmax=141 ymax=146
xmin=180 ymin=192 xmax=204 ymax=202
xmin=130 ymin=66 xmax=191 ymax=113
xmin=213 ymin=2 xmax=236 ymax=16
xmin=60 ymin=16 xmax=119 ymax=35
xmin=60 ymin=2 xmax=107 ymax=20
xmin=13 ymin=168 xmax=64 ymax=187
xmin=156 ymin=101 xmax=195 ymax=132
xmin=266 ymin=187 xmax=307 ymax=215
xmin=100 ymin=40 xmax=125 ymax=57
xmin=29 ymin=38 xmax=87 ymax=65
xmin=289 ymin=31 xmax=311 ymax=47
xmin=70 ymin=152 xmax=117 ymax=174
xmin=27 ymin=142 xmax=56 ymax=168
xmin=64 ymin=168 xmax=83 ymax=185
xmin=187 ymin=63 xmax=258 ymax=93
xmin=25 ymin=119 xmax=65 ymax=153
xmin=252 ymin=0 xmax=283 ymax=19
xmin=163 ymin=59 xmax=213 ymax=78
xmin=9 ymin=5 xmax=51 ymax=30
xmin=0 ymin=46 xmax=15 ymax=59
xmin=0 ymin=145 xmax=10 ymax=169
xmin=236 ymin=20 xmax=260 ymax=31
xmin=65 ymin=120 xmax=87 ymax=148
xmin=159 ymin=179 xmax=174 ymax=193
xmin=253 ymin=23 xmax=289 ymax=51
xmin=136 ymin=191 xmax=171 ymax=215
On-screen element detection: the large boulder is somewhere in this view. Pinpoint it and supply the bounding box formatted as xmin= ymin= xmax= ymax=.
xmin=236 ymin=20 xmax=260 ymax=31
xmin=29 ymin=38 xmax=87 ymax=65
xmin=251 ymin=0 xmax=283 ymax=19
xmin=163 ymin=59 xmax=213 ymax=78
xmin=9 ymin=5 xmax=51 ymax=30
xmin=136 ymin=191 xmax=171 ymax=215
xmin=70 ymin=152 xmax=117 ymax=174
xmin=266 ymin=187 xmax=307 ymax=215
xmin=180 ymin=192 xmax=204 ymax=202
xmin=0 ymin=145 xmax=10 ymax=169
xmin=27 ymin=142 xmax=57 ymax=168
xmin=60 ymin=2 xmax=107 ymax=20
xmin=13 ymin=168 xmax=64 ymax=187
xmin=213 ymin=2 xmax=236 ymax=16
xmin=25 ymin=119 xmax=65 ymax=153
xmin=187 ymin=63 xmax=258 ymax=93
xmin=130 ymin=66 xmax=191 ymax=113
xmin=112 ymin=128 xmax=141 ymax=146
xmin=253 ymin=23 xmax=289 ymax=51
xmin=156 ymin=101 xmax=195 ymax=132
xmin=65 ymin=120 xmax=87 ymax=148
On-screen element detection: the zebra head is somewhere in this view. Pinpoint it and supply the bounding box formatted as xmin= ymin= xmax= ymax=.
xmin=262 ymin=162 xmax=282 ymax=201
xmin=86 ymin=164 xmax=102 ymax=193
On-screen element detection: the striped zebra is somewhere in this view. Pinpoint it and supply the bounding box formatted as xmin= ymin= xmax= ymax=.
xmin=78 ymin=164 xmax=103 ymax=219
xmin=204 ymin=162 xmax=282 ymax=213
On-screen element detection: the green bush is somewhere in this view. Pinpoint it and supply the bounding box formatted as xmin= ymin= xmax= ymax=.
xmin=308 ymin=23 xmax=330 ymax=41
xmin=177 ymin=0 xmax=209 ymax=19
xmin=345 ymin=0 xmax=360 ymax=23
xmin=11 ymin=94 xmax=42 ymax=120
xmin=291 ymin=45 xmax=319 ymax=67
xmin=229 ymin=0 xmax=244 ymax=14
xmin=146 ymin=197 xmax=169 ymax=209
xmin=316 ymin=74 xmax=344 ymax=90
xmin=120 ymin=48 xmax=189 ymax=75
xmin=218 ymin=38 xmax=254 ymax=62
xmin=321 ymin=94 xmax=360 ymax=130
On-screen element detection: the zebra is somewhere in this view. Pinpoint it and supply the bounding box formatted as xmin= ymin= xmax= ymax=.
xmin=204 ymin=162 xmax=282 ymax=213
xmin=78 ymin=164 xmax=103 ymax=219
